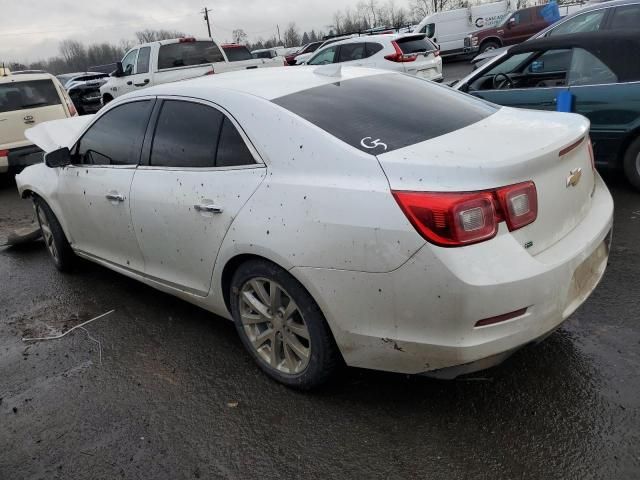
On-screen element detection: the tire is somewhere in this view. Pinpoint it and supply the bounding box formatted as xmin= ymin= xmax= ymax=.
xmin=230 ymin=259 xmax=341 ymax=390
xmin=480 ymin=40 xmax=500 ymax=54
xmin=623 ymin=136 xmax=640 ymax=191
xmin=33 ymin=197 xmax=74 ymax=271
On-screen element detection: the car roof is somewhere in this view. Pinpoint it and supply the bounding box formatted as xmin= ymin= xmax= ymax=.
xmin=0 ymin=72 xmax=58 ymax=84
xmin=509 ymin=31 xmax=640 ymax=81
xmin=126 ymin=65 xmax=390 ymax=102
xmin=317 ymin=33 xmax=426 ymax=48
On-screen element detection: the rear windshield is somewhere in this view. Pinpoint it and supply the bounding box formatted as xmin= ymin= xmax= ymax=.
xmin=253 ymin=51 xmax=273 ymax=59
xmin=273 ymin=74 xmax=497 ymax=154
xmin=222 ymin=46 xmax=254 ymax=62
xmin=158 ymin=41 xmax=224 ymax=70
xmin=396 ymin=36 xmax=436 ymax=54
xmin=0 ymin=79 xmax=61 ymax=114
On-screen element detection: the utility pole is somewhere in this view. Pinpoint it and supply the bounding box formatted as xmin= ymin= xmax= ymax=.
xmin=201 ymin=7 xmax=212 ymax=38
xmin=276 ymin=24 xmax=282 ymax=46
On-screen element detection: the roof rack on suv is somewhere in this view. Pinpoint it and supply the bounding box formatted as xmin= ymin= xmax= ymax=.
xmin=322 ymin=24 xmax=414 ymax=40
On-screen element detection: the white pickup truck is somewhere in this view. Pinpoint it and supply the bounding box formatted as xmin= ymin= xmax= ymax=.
xmin=100 ymin=37 xmax=284 ymax=103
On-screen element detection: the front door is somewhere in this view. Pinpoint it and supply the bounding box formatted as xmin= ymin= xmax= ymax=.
xmin=130 ymin=99 xmax=266 ymax=295
xmin=58 ymin=99 xmax=154 ymax=270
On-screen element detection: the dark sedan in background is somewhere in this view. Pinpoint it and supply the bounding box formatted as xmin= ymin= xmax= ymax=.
xmin=456 ymin=32 xmax=640 ymax=190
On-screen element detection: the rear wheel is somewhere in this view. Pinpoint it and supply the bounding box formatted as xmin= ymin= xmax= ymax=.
xmin=33 ymin=197 xmax=74 ymax=271
xmin=230 ymin=259 xmax=341 ymax=390
xmin=623 ymin=137 xmax=640 ymax=191
xmin=480 ymin=40 xmax=500 ymax=54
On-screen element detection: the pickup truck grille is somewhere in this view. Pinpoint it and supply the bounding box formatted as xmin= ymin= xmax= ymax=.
xmin=464 ymin=37 xmax=471 ymax=48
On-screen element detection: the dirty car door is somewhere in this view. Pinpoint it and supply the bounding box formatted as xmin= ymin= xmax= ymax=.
xmin=130 ymin=99 xmax=265 ymax=296
xmin=59 ymin=99 xmax=154 ymax=270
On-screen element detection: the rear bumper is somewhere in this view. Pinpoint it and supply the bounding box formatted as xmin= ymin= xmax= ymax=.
xmin=3 ymin=145 xmax=44 ymax=173
xmin=292 ymin=174 xmax=614 ymax=376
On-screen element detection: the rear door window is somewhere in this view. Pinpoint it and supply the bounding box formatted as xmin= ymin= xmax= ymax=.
xmin=568 ymin=48 xmax=617 ymax=86
xmin=136 ymin=46 xmax=151 ymax=74
xmin=158 ymin=41 xmax=224 ymax=70
xmin=150 ymin=101 xmax=223 ymax=168
xmin=609 ymin=5 xmax=640 ymax=29
xmin=337 ymin=43 xmax=367 ymax=62
xmin=366 ymin=43 xmax=384 ymax=57
xmin=273 ymin=73 xmax=497 ymax=154
xmin=0 ymin=80 xmax=62 ymax=113
xmin=222 ymin=46 xmax=254 ymax=61
xmin=75 ymin=100 xmax=152 ymax=165
xmin=216 ymin=118 xmax=256 ymax=167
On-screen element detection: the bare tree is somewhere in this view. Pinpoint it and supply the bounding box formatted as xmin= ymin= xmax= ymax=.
xmin=283 ymin=22 xmax=301 ymax=47
xmin=368 ymin=0 xmax=379 ymax=27
xmin=135 ymin=29 xmax=186 ymax=43
xmin=59 ymin=39 xmax=87 ymax=71
xmin=232 ymin=28 xmax=248 ymax=44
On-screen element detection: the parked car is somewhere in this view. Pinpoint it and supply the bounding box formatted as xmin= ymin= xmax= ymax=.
xmin=470 ymin=0 xmax=640 ymax=67
xmin=456 ymin=31 xmax=640 ymax=190
xmin=11 ymin=70 xmax=47 ymax=75
xmin=57 ymin=72 xmax=109 ymax=115
xmin=464 ymin=4 xmax=561 ymax=55
xmin=99 ymin=37 xmax=283 ymax=104
xmin=413 ymin=0 xmax=511 ymax=56
xmin=0 ymin=72 xmax=77 ymax=175
xmin=17 ymin=66 xmax=612 ymax=388
xmin=285 ymin=41 xmax=323 ymax=65
xmin=293 ymin=36 xmax=358 ymax=65
xmin=305 ymin=34 xmax=443 ymax=82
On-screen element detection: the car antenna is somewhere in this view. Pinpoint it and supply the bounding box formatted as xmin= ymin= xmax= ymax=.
xmin=313 ymin=64 xmax=342 ymax=78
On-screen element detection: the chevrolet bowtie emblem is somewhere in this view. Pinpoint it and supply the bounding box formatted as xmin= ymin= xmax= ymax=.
xmin=566 ymin=168 xmax=582 ymax=188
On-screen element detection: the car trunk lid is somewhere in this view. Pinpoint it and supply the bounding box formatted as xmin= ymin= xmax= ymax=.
xmin=377 ymin=107 xmax=594 ymax=255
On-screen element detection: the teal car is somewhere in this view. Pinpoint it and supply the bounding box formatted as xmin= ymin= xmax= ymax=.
xmin=456 ymin=31 xmax=640 ymax=190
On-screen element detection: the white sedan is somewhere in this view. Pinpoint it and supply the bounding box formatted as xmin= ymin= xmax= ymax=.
xmin=16 ymin=66 xmax=613 ymax=389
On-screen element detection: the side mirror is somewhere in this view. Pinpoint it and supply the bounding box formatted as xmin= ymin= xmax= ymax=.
xmin=45 ymin=147 xmax=71 ymax=168
xmin=112 ymin=61 xmax=124 ymax=77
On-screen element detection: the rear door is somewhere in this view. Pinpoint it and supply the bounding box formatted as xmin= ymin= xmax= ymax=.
xmin=0 ymin=78 xmax=66 ymax=150
xmin=58 ymin=99 xmax=154 ymax=270
xmin=335 ymin=42 xmax=368 ymax=66
xmin=130 ymin=98 xmax=266 ymax=295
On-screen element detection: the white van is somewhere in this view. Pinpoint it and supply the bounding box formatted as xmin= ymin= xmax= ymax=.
xmin=413 ymin=1 xmax=510 ymax=56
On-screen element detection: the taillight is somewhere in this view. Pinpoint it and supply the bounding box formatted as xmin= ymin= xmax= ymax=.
xmin=392 ymin=181 xmax=538 ymax=247
xmin=385 ymin=41 xmax=418 ymax=63
xmin=0 ymin=149 xmax=8 ymax=157
xmin=64 ymin=95 xmax=77 ymax=117
xmin=433 ymin=50 xmax=440 ymax=57
xmin=494 ymin=181 xmax=537 ymax=231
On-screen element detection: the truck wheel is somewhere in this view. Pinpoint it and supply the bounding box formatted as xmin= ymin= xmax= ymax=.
xmin=102 ymin=94 xmax=113 ymax=106
xmin=230 ymin=259 xmax=342 ymax=390
xmin=480 ymin=40 xmax=500 ymax=54
xmin=33 ymin=197 xmax=74 ymax=271
xmin=623 ymin=136 xmax=640 ymax=191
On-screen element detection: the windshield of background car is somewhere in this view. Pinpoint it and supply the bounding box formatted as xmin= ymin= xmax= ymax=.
xmin=158 ymin=41 xmax=224 ymax=69
xmin=273 ymin=73 xmax=498 ymax=154
xmin=0 ymin=80 xmax=62 ymax=113
xmin=222 ymin=46 xmax=254 ymax=61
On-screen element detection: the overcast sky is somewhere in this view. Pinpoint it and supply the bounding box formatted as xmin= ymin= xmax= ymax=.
xmin=0 ymin=0 xmax=412 ymax=63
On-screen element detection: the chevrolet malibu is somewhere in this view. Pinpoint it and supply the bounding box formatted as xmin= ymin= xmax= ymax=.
xmin=16 ymin=66 xmax=613 ymax=389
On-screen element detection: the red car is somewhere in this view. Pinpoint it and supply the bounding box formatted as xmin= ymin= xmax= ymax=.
xmin=285 ymin=41 xmax=323 ymax=65
xmin=465 ymin=5 xmax=554 ymax=54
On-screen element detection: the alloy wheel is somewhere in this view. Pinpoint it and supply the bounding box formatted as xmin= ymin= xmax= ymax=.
xmin=36 ymin=205 xmax=59 ymax=263
xmin=239 ymin=278 xmax=311 ymax=374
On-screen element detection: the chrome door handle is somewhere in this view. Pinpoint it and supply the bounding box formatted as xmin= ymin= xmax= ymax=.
xmin=194 ymin=204 xmax=223 ymax=213
xmin=105 ymin=193 xmax=125 ymax=202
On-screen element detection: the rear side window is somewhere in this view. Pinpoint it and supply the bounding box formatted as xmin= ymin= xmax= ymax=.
xmin=366 ymin=43 xmax=384 ymax=57
xmin=610 ymin=5 xmax=640 ymax=29
xmin=222 ymin=46 xmax=254 ymax=62
xmin=151 ymin=101 xmax=223 ymax=168
xmin=75 ymin=100 xmax=152 ymax=165
xmin=273 ymin=74 xmax=497 ymax=154
xmin=216 ymin=118 xmax=255 ymax=167
xmin=396 ymin=36 xmax=435 ymax=54
xmin=337 ymin=43 xmax=367 ymax=62
xmin=568 ymin=48 xmax=617 ymax=86
xmin=0 ymin=80 xmax=61 ymax=113
xmin=158 ymin=41 xmax=224 ymax=70
xmin=136 ymin=46 xmax=151 ymax=74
